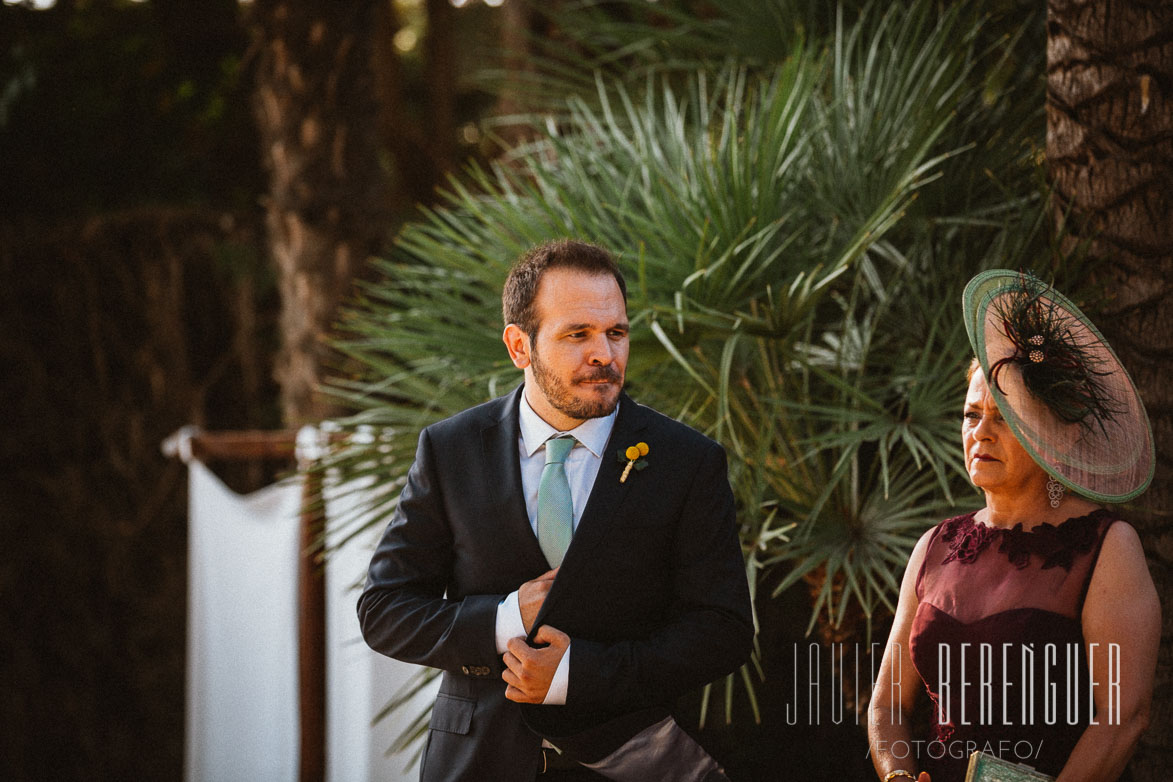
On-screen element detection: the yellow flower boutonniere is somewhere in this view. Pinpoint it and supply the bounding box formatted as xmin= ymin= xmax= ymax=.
xmin=617 ymin=442 xmax=650 ymax=483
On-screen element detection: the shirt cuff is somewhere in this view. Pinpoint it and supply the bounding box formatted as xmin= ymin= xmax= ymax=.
xmin=542 ymin=644 xmax=570 ymax=706
xmin=495 ymin=590 xmax=527 ymax=654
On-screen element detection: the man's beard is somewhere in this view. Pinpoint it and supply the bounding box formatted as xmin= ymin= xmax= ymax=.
xmin=530 ymin=344 xmax=623 ymax=421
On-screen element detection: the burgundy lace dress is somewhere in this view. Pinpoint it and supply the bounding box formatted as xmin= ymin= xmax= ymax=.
xmin=908 ymin=509 xmax=1119 ymax=782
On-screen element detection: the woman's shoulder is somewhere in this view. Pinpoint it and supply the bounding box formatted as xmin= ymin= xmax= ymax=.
xmin=1082 ymin=514 xmax=1158 ymax=639
xmin=930 ymin=510 xmax=981 ymax=539
xmin=906 ymin=512 xmax=974 ymax=566
xmin=930 ymin=509 xmax=987 ymax=552
xmin=1064 ymin=507 xmax=1135 ymax=558
xmin=1096 ymin=515 xmax=1144 ymax=563
xmin=908 ymin=512 xmax=979 ymax=593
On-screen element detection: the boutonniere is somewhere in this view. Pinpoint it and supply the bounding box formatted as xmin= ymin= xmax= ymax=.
xmin=616 ymin=442 xmax=650 ymax=483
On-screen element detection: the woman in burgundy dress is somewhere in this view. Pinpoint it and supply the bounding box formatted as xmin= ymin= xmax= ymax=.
xmin=867 ymin=271 xmax=1160 ymax=782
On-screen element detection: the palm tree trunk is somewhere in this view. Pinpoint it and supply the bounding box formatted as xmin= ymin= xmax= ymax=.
xmin=371 ymin=0 xmax=460 ymax=210
xmin=249 ymin=0 xmax=389 ymax=428
xmin=1047 ymin=2 xmax=1173 ymax=778
xmin=490 ymin=0 xmax=536 ymax=152
xmin=249 ymin=5 xmax=388 ymax=778
xmin=424 ymin=0 xmax=458 ymax=175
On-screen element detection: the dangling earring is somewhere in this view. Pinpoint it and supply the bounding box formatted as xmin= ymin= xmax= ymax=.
xmin=1046 ymin=477 xmax=1065 ymax=509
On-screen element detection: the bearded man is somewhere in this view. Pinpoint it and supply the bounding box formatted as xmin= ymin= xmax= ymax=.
xmin=359 ymin=239 xmax=753 ymax=781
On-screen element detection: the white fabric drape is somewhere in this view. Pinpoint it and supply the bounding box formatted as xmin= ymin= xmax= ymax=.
xmin=185 ymin=460 xmax=300 ymax=782
xmin=183 ymin=456 xmax=429 ymax=782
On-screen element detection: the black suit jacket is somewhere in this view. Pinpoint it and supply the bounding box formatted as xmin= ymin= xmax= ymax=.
xmin=358 ymin=386 xmax=753 ymax=782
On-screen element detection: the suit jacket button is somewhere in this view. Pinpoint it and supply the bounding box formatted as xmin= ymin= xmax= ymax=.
xmin=461 ymin=665 xmax=470 ymax=675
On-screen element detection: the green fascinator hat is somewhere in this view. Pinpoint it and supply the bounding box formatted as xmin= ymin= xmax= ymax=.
xmin=962 ymin=269 xmax=1154 ymax=503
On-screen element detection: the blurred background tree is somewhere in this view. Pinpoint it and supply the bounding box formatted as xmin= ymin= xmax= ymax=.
xmin=0 ymin=0 xmax=498 ymax=778
xmin=1 ymin=2 xmax=272 ymax=778
xmin=1 ymin=0 xmax=1168 ymax=780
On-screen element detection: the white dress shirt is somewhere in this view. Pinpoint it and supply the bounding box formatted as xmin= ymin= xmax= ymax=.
xmin=494 ymin=389 xmax=618 ymax=705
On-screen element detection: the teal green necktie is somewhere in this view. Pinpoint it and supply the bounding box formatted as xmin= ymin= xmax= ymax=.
xmin=537 ymin=436 xmax=576 ymax=568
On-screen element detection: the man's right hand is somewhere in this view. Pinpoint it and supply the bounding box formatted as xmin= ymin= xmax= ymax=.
xmin=518 ymin=568 xmax=558 ymax=632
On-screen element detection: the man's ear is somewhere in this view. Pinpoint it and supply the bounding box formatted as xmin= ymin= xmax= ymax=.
xmin=503 ymin=324 xmax=531 ymax=369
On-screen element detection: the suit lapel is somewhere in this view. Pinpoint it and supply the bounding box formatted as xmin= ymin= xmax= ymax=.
xmin=531 ymin=394 xmax=650 ymax=631
xmin=567 ymin=394 xmax=649 ymax=564
xmin=480 ymin=385 xmax=550 ymax=574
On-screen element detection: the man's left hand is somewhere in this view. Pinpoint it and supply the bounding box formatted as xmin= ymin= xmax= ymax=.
xmin=502 ymin=625 xmax=570 ymax=703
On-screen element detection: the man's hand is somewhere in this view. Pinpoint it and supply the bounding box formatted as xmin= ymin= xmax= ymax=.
xmin=518 ymin=567 xmax=558 ymax=632
xmin=502 ymin=625 xmax=569 ymax=703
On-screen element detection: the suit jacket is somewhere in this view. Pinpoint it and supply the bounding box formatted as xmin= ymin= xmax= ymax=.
xmin=358 ymin=386 xmax=753 ymax=782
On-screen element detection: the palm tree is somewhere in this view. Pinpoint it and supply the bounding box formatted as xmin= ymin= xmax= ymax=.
xmin=323 ymin=0 xmax=1060 ymax=773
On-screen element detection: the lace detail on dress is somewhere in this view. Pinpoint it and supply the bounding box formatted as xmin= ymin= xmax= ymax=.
xmin=939 ymin=509 xmax=1108 ymax=571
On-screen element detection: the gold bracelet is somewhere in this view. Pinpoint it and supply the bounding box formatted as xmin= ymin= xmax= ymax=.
xmin=883 ymin=771 xmax=917 ymax=782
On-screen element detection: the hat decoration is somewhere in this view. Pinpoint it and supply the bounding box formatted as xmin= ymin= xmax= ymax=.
xmin=986 ymin=274 xmax=1123 ymax=434
xmin=963 ymin=269 xmax=1154 ymax=503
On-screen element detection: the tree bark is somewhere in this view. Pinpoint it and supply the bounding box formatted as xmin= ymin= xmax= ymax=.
xmin=371 ymin=0 xmax=460 ymax=210
xmin=489 ymin=0 xmax=537 ymax=153
xmin=249 ymin=5 xmax=388 ymax=778
xmin=1047 ymin=2 xmax=1173 ymax=778
xmin=249 ymin=0 xmax=389 ymax=428
xmin=425 ymin=0 xmax=459 ymax=175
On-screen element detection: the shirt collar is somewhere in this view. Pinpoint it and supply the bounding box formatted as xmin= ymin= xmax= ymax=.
xmin=518 ymin=386 xmax=618 ymax=459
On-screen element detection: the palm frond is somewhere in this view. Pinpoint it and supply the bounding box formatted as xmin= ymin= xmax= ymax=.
xmin=319 ymin=0 xmax=1051 ymax=751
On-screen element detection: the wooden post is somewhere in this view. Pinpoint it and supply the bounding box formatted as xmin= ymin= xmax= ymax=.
xmin=298 ymin=463 xmax=327 ymax=782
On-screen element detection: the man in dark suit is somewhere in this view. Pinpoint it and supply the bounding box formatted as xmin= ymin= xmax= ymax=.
xmin=358 ymin=239 xmax=753 ymax=781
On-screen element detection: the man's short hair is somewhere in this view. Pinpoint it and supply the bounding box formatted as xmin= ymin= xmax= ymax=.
xmin=502 ymin=239 xmax=627 ymax=337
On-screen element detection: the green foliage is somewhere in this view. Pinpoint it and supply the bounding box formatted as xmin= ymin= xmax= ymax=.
xmin=326 ymin=0 xmax=1050 ymax=745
